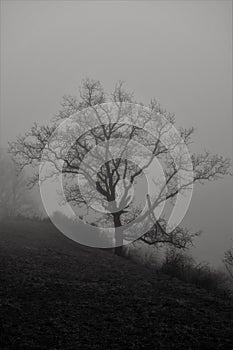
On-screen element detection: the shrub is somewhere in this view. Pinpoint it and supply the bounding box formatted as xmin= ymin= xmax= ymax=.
xmin=160 ymin=248 xmax=230 ymax=295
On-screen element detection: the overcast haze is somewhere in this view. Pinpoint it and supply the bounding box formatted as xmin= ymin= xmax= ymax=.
xmin=1 ymin=1 xmax=232 ymax=266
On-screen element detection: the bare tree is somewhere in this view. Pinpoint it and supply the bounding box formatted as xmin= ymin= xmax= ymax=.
xmin=9 ymin=79 xmax=231 ymax=254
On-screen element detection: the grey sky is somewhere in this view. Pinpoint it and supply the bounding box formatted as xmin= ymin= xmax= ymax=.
xmin=1 ymin=1 xmax=232 ymax=266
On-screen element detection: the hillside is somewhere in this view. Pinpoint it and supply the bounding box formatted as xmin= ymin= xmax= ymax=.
xmin=0 ymin=219 xmax=233 ymax=349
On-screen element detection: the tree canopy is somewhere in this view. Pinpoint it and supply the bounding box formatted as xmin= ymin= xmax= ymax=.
xmin=9 ymin=79 xmax=231 ymax=253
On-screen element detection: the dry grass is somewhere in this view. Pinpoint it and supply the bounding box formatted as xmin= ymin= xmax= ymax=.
xmin=0 ymin=219 xmax=233 ymax=349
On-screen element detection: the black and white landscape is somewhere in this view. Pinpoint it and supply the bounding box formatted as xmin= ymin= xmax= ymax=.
xmin=1 ymin=1 xmax=232 ymax=349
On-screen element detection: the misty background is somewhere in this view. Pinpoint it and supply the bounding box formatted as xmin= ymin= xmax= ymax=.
xmin=0 ymin=1 xmax=232 ymax=267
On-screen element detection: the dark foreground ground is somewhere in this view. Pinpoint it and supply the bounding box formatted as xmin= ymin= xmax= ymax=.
xmin=0 ymin=220 xmax=232 ymax=349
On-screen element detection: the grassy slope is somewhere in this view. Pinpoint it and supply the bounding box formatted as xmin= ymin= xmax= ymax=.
xmin=0 ymin=220 xmax=232 ymax=350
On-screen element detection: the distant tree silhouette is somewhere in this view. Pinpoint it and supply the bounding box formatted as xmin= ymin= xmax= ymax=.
xmin=224 ymin=247 xmax=233 ymax=280
xmin=0 ymin=150 xmax=36 ymax=220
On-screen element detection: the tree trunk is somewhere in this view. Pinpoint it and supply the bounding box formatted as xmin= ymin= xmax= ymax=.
xmin=113 ymin=212 xmax=124 ymax=256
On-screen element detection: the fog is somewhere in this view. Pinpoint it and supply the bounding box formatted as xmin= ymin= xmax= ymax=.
xmin=1 ymin=1 xmax=232 ymax=267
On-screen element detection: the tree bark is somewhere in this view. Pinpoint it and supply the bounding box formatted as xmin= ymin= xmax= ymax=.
xmin=113 ymin=212 xmax=124 ymax=256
